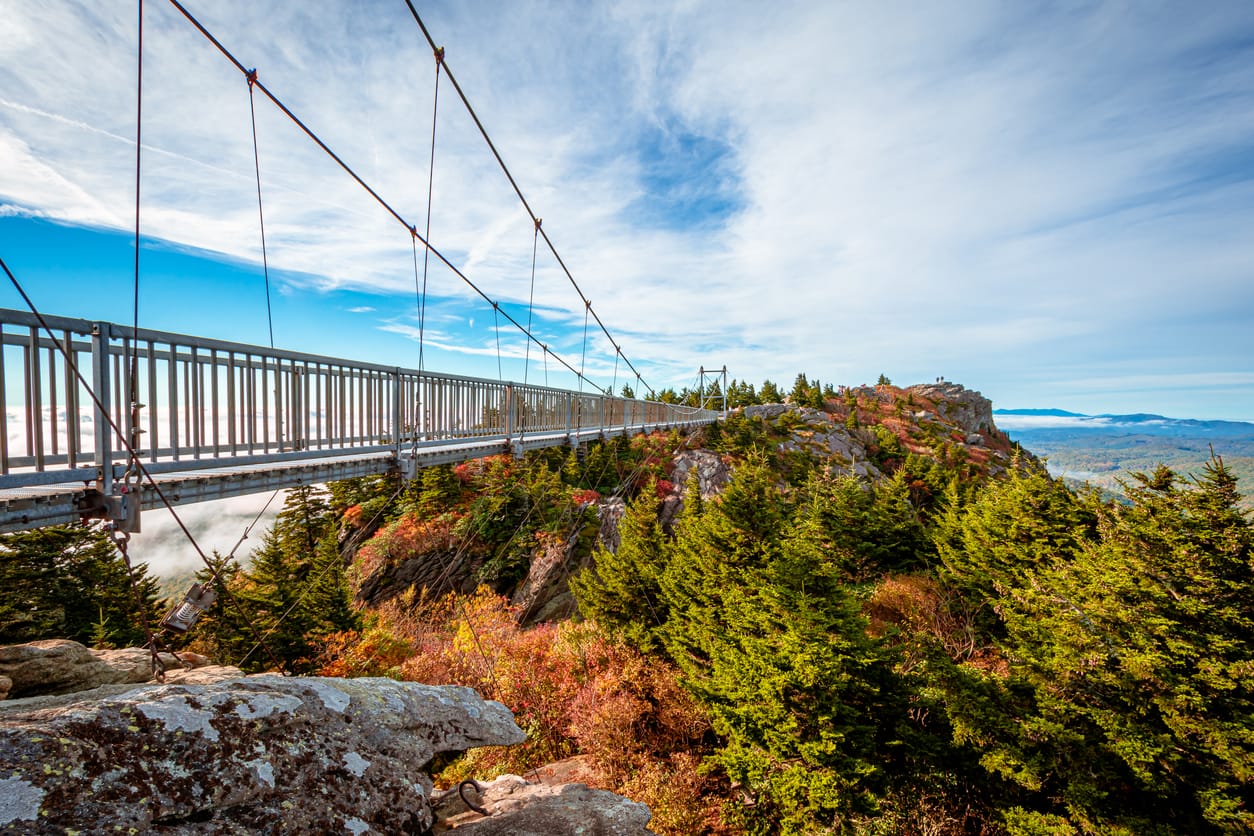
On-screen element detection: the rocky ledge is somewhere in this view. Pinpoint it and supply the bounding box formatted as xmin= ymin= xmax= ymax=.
xmin=0 ymin=663 xmax=655 ymax=834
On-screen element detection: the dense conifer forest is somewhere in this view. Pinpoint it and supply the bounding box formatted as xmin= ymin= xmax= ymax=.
xmin=3 ymin=379 xmax=1250 ymax=834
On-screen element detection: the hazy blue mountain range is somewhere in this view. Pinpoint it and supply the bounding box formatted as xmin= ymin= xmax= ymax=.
xmin=994 ymin=409 xmax=1254 ymax=508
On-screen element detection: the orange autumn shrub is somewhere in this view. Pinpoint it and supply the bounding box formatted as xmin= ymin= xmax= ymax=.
xmin=317 ymin=620 xmax=416 ymax=678
xmin=342 ymin=504 xmax=365 ymax=528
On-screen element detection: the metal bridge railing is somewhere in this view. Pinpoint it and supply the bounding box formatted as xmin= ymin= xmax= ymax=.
xmin=0 ymin=308 xmax=717 ymax=494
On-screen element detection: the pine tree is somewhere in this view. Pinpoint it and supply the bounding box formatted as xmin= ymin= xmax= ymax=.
xmin=790 ymin=373 xmax=811 ymax=405
xmin=570 ymin=483 xmax=669 ymax=651
xmin=929 ymin=457 xmax=1254 ymax=832
xmin=759 ymin=379 xmax=783 ymax=404
xmin=789 ymin=473 xmax=929 ymax=582
xmin=0 ymin=525 xmax=163 ymax=646
xmin=417 ymin=464 xmax=461 ymax=515
xmin=658 ymin=462 xmax=906 ymax=831
xmin=932 ymin=460 xmax=1094 ymax=638
xmin=191 ymin=486 xmax=357 ymax=672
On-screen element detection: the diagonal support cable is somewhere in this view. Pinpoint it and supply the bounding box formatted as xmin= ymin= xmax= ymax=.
xmin=164 ymin=0 xmax=606 ymax=394
xmin=401 ymin=0 xmax=657 ymax=398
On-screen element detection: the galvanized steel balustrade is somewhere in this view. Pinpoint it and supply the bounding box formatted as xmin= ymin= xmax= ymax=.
xmin=0 ymin=308 xmax=717 ymax=530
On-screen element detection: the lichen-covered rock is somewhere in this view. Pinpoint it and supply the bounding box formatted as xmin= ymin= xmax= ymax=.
xmin=512 ymin=531 xmax=588 ymax=626
xmin=434 ymin=774 xmax=654 ymax=835
xmin=0 ymin=676 xmax=524 ymax=834
xmin=741 ymin=403 xmax=789 ymax=420
xmin=160 ymin=664 xmax=244 ymax=686
xmin=90 ymin=647 xmax=208 ymax=684
xmin=355 ymin=546 xmax=476 ymax=607
xmin=596 ymin=497 xmax=628 ymax=554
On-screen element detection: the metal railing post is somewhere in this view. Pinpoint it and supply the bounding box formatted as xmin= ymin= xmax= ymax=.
xmin=504 ymin=384 xmax=515 ymax=440
xmin=391 ymin=368 xmax=402 ymax=458
xmin=90 ymin=322 xmax=113 ymax=495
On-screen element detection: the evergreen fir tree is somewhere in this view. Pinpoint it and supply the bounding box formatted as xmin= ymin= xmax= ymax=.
xmin=659 ymin=462 xmax=906 ymax=832
xmin=0 ymin=525 xmax=163 ymax=646
xmin=417 ymin=464 xmax=461 ymax=516
xmin=929 ymin=457 xmax=1254 ymax=833
xmin=759 ymin=379 xmax=783 ymax=403
xmin=570 ymin=482 xmax=669 ymax=651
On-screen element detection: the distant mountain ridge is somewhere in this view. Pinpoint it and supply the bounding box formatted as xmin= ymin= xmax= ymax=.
xmin=995 ymin=408 xmax=1086 ymax=418
xmin=994 ymin=409 xmax=1254 ymax=437
xmin=993 ymin=407 xmax=1254 ymax=509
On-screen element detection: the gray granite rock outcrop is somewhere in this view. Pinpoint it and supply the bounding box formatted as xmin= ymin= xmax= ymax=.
xmin=906 ymin=381 xmax=996 ymax=435
xmin=0 ymin=675 xmax=525 ymax=834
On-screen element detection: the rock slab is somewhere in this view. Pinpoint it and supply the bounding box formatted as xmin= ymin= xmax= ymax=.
xmin=0 ymin=640 xmax=213 ymax=700
xmin=435 ymin=774 xmax=655 ymax=835
xmin=0 ymin=676 xmax=524 ymax=834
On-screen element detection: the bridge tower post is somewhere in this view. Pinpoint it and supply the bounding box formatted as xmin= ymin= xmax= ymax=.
xmin=698 ymin=365 xmax=729 ymax=419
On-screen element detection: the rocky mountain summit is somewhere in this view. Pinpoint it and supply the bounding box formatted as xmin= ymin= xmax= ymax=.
xmin=0 ymin=641 xmax=655 ymax=835
xmin=736 ymin=381 xmax=1013 ymax=482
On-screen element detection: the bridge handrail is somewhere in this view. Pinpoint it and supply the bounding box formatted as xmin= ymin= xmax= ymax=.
xmin=0 ymin=308 xmax=716 ymax=491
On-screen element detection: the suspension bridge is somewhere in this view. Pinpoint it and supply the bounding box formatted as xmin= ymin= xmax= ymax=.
xmin=0 ymin=2 xmax=724 ymax=534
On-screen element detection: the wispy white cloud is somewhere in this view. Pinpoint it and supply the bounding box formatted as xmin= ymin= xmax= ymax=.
xmin=1 ymin=0 xmax=1252 ymax=416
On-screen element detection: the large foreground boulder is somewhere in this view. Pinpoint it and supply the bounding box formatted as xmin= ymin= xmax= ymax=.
xmin=0 ymin=676 xmax=524 ymax=834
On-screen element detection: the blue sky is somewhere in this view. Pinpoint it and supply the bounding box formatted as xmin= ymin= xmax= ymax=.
xmin=2 ymin=0 xmax=1253 ymax=420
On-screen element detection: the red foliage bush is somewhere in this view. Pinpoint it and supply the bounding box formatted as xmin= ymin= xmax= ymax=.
xmin=355 ymin=512 xmax=462 ymax=580
xmin=571 ymin=488 xmax=601 ymax=506
xmin=452 ymin=454 xmax=515 ymax=488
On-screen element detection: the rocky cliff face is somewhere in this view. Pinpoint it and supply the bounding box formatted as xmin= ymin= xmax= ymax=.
xmin=905 ymin=381 xmax=997 ymax=435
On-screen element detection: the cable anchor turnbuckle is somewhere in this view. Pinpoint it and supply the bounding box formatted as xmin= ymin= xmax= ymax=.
xmin=161 ymin=582 xmax=218 ymax=633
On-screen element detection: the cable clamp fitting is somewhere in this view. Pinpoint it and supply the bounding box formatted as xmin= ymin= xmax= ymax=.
xmin=246 ymin=68 xmax=258 ymax=88
xmin=534 ymin=217 xmax=542 ymax=231
xmin=434 ymin=46 xmax=445 ymax=66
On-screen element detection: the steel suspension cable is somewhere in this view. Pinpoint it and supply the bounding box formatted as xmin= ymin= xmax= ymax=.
xmin=524 ymin=219 xmax=539 ymax=386
xmin=578 ymin=301 xmax=590 ymax=394
xmin=418 ymin=48 xmax=443 ymax=372
xmin=492 ymin=302 xmax=502 ymax=380
xmin=401 ymin=0 xmax=657 ymax=398
xmin=246 ymin=70 xmax=275 ymax=348
xmin=122 ymin=0 xmax=164 ymax=677
xmin=164 ymin=0 xmax=602 ymax=393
